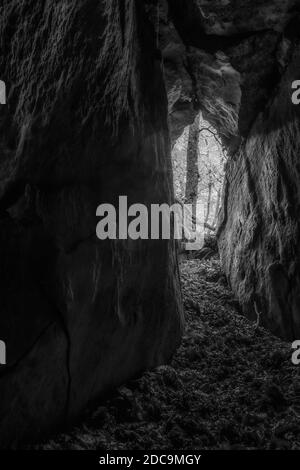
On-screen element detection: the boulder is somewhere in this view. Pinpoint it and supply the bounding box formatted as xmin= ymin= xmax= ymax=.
xmin=0 ymin=0 xmax=184 ymax=447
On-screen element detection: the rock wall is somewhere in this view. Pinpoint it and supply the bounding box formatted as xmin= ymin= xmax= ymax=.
xmin=146 ymin=0 xmax=242 ymax=147
xmin=156 ymin=0 xmax=300 ymax=340
xmin=218 ymin=41 xmax=300 ymax=340
xmin=0 ymin=0 xmax=183 ymax=447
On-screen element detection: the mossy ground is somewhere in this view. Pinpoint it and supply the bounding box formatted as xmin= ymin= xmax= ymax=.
xmin=35 ymin=256 xmax=300 ymax=450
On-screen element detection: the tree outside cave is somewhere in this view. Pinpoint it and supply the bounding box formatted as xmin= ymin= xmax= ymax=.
xmin=172 ymin=113 xmax=226 ymax=238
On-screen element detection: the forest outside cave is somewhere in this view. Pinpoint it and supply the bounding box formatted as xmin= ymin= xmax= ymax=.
xmin=172 ymin=113 xmax=225 ymax=241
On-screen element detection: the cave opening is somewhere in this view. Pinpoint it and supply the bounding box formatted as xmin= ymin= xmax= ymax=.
xmin=172 ymin=113 xmax=226 ymax=246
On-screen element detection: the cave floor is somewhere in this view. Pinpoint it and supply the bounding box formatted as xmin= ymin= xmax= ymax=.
xmin=35 ymin=256 xmax=300 ymax=450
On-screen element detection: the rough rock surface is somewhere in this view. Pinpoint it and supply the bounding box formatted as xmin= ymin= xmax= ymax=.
xmin=0 ymin=0 xmax=183 ymax=447
xmin=158 ymin=0 xmax=300 ymax=339
xmin=218 ymin=42 xmax=300 ymax=339
xmin=154 ymin=0 xmax=299 ymax=143
xmin=146 ymin=0 xmax=242 ymax=146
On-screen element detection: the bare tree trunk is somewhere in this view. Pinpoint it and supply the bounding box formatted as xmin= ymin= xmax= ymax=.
xmin=212 ymin=188 xmax=221 ymax=228
xmin=185 ymin=114 xmax=200 ymax=216
xmin=205 ymin=169 xmax=212 ymax=225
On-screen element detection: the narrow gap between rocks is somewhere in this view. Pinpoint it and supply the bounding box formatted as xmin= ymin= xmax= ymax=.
xmin=30 ymin=115 xmax=300 ymax=451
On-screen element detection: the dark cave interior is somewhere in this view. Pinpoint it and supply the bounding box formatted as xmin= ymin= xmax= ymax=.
xmin=0 ymin=0 xmax=300 ymax=449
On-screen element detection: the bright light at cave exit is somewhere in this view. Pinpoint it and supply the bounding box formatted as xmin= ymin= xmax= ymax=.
xmin=172 ymin=115 xmax=226 ymax=239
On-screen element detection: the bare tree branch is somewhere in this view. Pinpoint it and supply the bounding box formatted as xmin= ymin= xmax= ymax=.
xmin=198 ymin=126 xmax=222 ymax=147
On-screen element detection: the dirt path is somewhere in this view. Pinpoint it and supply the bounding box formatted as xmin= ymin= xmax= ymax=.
xmin=36 ymin=256 xmax=300 ymax=450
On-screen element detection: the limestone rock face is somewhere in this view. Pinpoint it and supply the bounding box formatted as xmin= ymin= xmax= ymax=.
xmin=147 ymin=1 xmax=242 ymax=146
xmin=169 ymin=0 xmax=294 ymax=38
xmin=158 ymin=0 xmax=300 ymax=339
xmin=0 ymin=0 xmax=183 ymax=447
xmin=164 ymin=0 xmax=298 ymax=139
xmin=145 ymin=0 xmax=197 ymax=144
xmin=218 ymin=44 xmax=300 ymax=339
